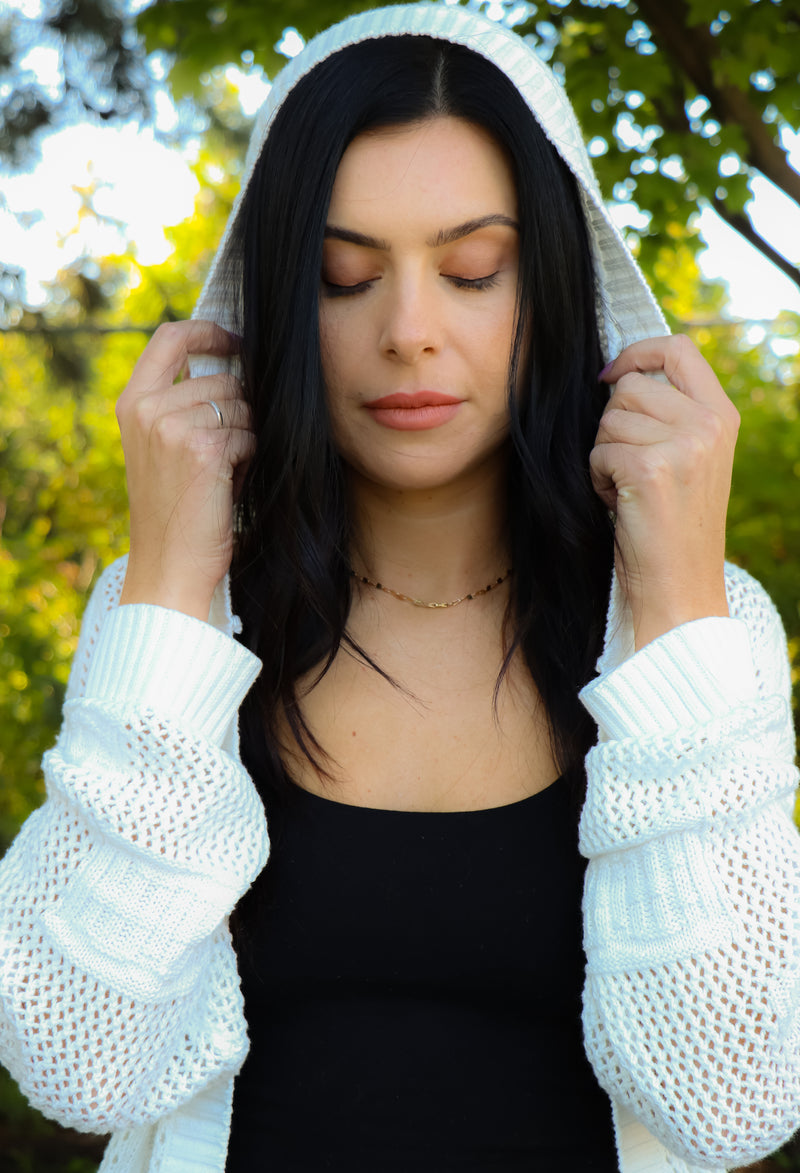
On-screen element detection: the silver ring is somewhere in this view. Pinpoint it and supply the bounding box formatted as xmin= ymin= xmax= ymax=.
xmin=207 ymin=400 xmax=224 ymax=429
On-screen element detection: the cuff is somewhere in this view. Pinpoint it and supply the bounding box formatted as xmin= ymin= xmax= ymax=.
xmin=82 ymin=604 xmax=261 ymax=745
xmin=579 ymin=616 xmax=758 ymax=741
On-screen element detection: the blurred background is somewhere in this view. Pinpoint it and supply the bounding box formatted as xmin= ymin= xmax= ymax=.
xmin=0 ymin=0 xmax=798 ymax=1168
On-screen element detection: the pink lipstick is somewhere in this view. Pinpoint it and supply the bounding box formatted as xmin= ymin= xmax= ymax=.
xmin=365 ymin=391 xmax=462 ymax=431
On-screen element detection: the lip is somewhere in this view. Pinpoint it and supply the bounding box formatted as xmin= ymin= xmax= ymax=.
xmin=364 ymin=390 xmax=463 ymax=432
xmin=367 ymin=391 xmax=462 ymax=409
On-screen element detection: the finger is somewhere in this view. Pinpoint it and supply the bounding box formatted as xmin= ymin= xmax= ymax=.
xmin=119 ymin=372 xmax=243 ymax=426
xmin=213 ymin=426 xmax=257 ymax=472
xmin=589 ymin=439 xmax=672 ymax=505
xmin=191 ymin=399 xmax=253 ymax=434
xmin=143 ymin=400 xmax=253 ymax=444
xmin=605 ymin=381 xmax=687 ymax=425
xmin=178 ymin=372 xmax=245 ymax=407
xmin=588 ymin=443 xmax=621 ymax=511
xmin=596 ymin=406 xmax=673 ymax=447
xmin=600 ymin=334 xmax=724 ymax=407
xmin=131 ymin=320 xmax=241 ymax=392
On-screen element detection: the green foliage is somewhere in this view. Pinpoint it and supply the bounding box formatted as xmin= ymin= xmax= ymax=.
xmin=0 ymin=144 xmax=235 ymax=853
xmin=137 ymin=0 xmax=380 ymax=84
xmin=0 ymin=0 xmax=149 ymax=169
xmin=0 ymin=326 xmax=132 ymax=845
xmin=532 ymin=0 xmax=799 ymax=281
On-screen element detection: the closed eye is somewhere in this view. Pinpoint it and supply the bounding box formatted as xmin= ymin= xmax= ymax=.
xmin=446 ymin=272 xmax=500 ymax=291
xmin=321 ymin=278 xmax=377 ymax=298
xmin=321 ymin=272 xmax=501 ymax=297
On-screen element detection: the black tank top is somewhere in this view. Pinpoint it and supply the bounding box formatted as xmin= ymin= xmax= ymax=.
xmin=227 ymin=778 xmax=618 ymax=1171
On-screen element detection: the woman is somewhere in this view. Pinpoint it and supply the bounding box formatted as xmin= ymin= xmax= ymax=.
xmin=1 ymin=5 xmax=799 ymax=1172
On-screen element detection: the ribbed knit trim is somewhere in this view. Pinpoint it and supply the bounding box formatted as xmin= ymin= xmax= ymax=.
xmin=580 ymin=617 xmax=757 ymax=741
xmin=189 ymin=2 xmax=666 ymax=381
xmin=612 ymin=1102 xmax=725 ymax=1173
xmin=82 ymin=605 xmax=261 ymax=745
xmin=152 ymin=1077 xmax=233 ymax=1173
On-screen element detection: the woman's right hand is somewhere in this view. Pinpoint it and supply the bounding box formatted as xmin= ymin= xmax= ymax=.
xmin=116 ymin=320 xmax=255 ymax=622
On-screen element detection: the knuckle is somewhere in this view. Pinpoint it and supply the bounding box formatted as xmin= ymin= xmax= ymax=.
xmin=133 ymin=393 xmax=159 ymax=432
xmin=614 ymin=372 xmax=640 ymax=397
xmin=150 ymin=410 xmax=176 ymax=445
xmin=638 ymin=449 xmax=671 ymax=484
xmin=154 ymin=321 xmax=188 ymax=353
xmin=696 ymin=404 xmax=723 ymax=441
xmin=597 ymin=408 xmax=623 ymax=437
xmin=682 ymin=429 xmax=708 ymax=464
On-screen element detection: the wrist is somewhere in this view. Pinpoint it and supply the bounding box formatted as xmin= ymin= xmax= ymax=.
xmin=632 ymin=590 xmax=730 ymax=651
xmin=120 ymin=562 xmax=217 ymax=623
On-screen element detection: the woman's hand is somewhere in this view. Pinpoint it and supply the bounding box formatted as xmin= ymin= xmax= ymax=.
xmin=591 ymin=334 xmax=740 ymax=650
xmin=116 ymin=320 xmax=255 ymax=622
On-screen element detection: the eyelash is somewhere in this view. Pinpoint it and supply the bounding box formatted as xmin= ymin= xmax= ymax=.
xmin=321 ymin=272 xmax=501 ymax=298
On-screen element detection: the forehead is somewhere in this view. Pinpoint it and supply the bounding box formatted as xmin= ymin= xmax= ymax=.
xmin=327 ymin=116 xmax=517 ymax=227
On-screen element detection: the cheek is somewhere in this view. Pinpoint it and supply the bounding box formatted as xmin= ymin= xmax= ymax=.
xmin=474 ymin=304 xmax=519 ymax=383
xmin=318 ymin=310 xmax=361 ymax=396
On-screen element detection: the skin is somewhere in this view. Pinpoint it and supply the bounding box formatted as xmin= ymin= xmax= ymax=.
xmin=116 ymin=116 xmax=739 ymax=808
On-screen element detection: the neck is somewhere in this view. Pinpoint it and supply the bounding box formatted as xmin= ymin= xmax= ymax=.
xmin=348 ymin=462 xmax=510 ymax=604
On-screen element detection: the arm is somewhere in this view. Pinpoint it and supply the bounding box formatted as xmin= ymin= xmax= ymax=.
xmin=0 ymin=559 xmax=266 ymax=1133
xmin=579 ymin=563 xmax=800 ymax=1168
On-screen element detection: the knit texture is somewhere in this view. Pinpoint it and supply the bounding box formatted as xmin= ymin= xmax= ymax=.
xmin=0 ymin=559 xmax=265 ymax=1139
xmin=579 ymin=563 xmax=800 ymax=1169
xmin=0 ymin=558 xmax=798 ymax=1173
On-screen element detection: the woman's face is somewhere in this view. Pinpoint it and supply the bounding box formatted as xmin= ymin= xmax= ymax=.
xmin=319 ymin=116 xmax=520 ymax=495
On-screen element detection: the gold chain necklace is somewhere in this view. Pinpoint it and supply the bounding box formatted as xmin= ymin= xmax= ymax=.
xmin=350 ymin=567 xmax=513 ymax=610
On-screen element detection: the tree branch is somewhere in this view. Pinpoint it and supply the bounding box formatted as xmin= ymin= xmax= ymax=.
xmin=709 ymin=195 xmax=800 ymax=290
xmin=1 ymin=324 xmax=157 ymax=335
xmin=635 ymin=0 xmax=800 ymax=206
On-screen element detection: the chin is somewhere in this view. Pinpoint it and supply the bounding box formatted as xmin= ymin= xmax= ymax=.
xmin=345 ymin=449 xmax=509 ymax=498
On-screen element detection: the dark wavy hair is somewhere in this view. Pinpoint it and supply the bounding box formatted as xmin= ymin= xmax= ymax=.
xmin=229 ymin=35 xmax=613 ymax=817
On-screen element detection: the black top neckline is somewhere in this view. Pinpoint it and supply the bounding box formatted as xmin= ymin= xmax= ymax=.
xmin=283 ymin=773 xmax=565 ymax=818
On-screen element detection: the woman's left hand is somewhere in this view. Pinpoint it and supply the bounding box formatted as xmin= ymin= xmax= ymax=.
xmin=591 ymin=334 xmax=740 ymax=650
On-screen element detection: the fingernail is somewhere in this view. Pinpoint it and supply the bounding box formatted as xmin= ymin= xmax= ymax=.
xmin=598 ymin=361 xmax=614 ymax=382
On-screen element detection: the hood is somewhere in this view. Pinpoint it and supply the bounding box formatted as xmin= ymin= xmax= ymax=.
xmin=191 ymin=2 xmax=667 ymax=378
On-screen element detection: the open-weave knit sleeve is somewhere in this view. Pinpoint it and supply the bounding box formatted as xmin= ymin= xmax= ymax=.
xmin=0 ymin=560 xmax=267 ymax=1134
xmin=579 ymin=564 xmax=800 ymax=1170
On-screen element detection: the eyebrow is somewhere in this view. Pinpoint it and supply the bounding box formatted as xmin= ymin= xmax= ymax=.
xmin=323 ymin=213 xmax=519 ymax=251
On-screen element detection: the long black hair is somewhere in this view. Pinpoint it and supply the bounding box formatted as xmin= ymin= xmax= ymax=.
xmin=229 ymin=35 xmax=613 ymax=815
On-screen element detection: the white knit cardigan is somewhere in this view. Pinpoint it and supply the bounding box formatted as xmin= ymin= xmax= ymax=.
xmin=0 ymin=556 xmax=798 ymax=1173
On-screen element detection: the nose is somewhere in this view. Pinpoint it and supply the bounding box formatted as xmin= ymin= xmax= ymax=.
xmin=379 ymin=278 xmax=439 ymax=364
